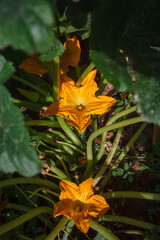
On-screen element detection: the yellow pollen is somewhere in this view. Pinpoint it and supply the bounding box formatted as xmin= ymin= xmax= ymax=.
xmin=77 ymin=104 xmax=85 ymax=111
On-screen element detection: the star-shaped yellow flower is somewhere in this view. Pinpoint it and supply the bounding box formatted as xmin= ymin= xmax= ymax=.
xmin=19 ymin=36 xmax=81 ymax=75
xmin=43 ymin=70 xmax=116 ymax=132
xmin=54 ymin=178 xmax=109 ymax=233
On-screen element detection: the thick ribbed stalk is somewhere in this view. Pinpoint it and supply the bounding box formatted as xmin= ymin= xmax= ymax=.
xmin=45 ymin=216 xmax=68 ymax=240
xmin=81 ymin=116 xmax=142 ymax=180
xmin=48 ymin=164 xmax=70 ymax=180
xmin=0 ymin=207 xmax=53 ymax=235
xmin=57 ymin=141 xmax=85 ymax=155
xmin=49 ymin=129 xmax=71 ymax=142
xmin=101 ymin=122 xmax=147 ymax=187
xmin=57 ymin=116 xmax=82 ymax=147
xmin=98 ymin=215 xmax=160 ymax=231
xmin=90 ymin=221 xmax=120 ymax=240
xmin=52 ymin=56 xmax=60 ymax=101
xmin=6 ymin=203 xmax=48 ymax=225
xmin=0 ymin=178 xmax=59 ymax=192
xmin=96 ymin=106 xmax=137 ymax=162
xmin=25 ymin=120 xmax=59 ymax=127
xmin=93 ymin=127 xmax=123 ymax=187
xmin=76 ymin=62 xmax=95 ymax=87
xmin=103 ymin=191 xmax=160 ymax=201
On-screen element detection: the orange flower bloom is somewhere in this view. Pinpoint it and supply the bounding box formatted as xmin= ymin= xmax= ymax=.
xmin=19 ymin=36 xmax=81 ymax=75
xmin=43 ymin=70 xmax=116 ymax=132
xmin=54 ymin=178 xmax=109 ymax=233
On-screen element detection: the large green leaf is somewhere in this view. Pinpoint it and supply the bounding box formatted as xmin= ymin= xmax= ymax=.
xmin=0 ymin=85 xmax=41 ymax=176
xmin=40 ymin=35 xmax=65 ymax=62
xmin=90 ymin=0 xmax=160 ymax=125
xmin=0 ymin=55 xmax=15 ymax=84
xmin=90 ymin=0 xmax=132 ymax=92
xmin=0 ymin=0 xmax=54 ymax=53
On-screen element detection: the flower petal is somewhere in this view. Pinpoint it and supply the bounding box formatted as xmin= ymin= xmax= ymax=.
xmin=86 ymin=195 xmax=110 ymax=217
xmin=78 ymin=178 xmax=94 ymax=202
xmin=54 ymin=199 xmax=73 ymax=219
xmin=59 ymin=180 xmax=79 ymax=200
xmin=42 ymin=99 xmax=70 ymax=118
xmin=85 ymin=95 xmax=116 ymax=115
xmin=72 ymin=212 xmax=92 ymax=233
xmin=66 ymin=111 xmax=91 ymax=133
xmin=19 ymin=55 xmax=48 ymax=75
xmin=81 ymin=70 xmax=98 ymax=96
xmin=60 ymin=36 xmax=81 ymax=73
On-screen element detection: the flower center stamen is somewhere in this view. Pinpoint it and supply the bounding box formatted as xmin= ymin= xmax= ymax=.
xmin=73 ymin=200 xmax=85 ymax=213
xmin=77 ymin=104 xmax=85 ymax=111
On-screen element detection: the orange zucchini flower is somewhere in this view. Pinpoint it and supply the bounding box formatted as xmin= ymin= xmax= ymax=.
xmin=43 ymin=70 xmax=116 ymax=132
xmin=54 ymin=178 xmax=109 ymax=233
xmin=19 ymin=36 xmax=81 ymax=75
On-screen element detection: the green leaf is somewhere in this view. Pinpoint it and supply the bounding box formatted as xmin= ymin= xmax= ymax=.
xmin=40 ymin=35 xmax=64 ymax=62
xmin=135 ymin=75 xmax=160 ymax=126
xmin=17 ymin=88 xmax=39 ymax=102
xmin=0 ymin=0 xmax=55 ymax=53
xmin=94 ymin=233 xmax=108 ymax=240
xmin=124 ymin=162 xmax=129 ymax=170
xmin=90 ymin=1 xmax=132 ymax=92
xmin=0 ymin=85 xmax=41 ymax=176
xmin=0 ymin=55 xmax=15 ymax=84
xmin=128 ymin=175 xmax=133 ymax=183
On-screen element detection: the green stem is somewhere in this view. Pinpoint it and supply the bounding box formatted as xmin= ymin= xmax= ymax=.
xmin=25 ymin=120 xmax=59 ymax=127
xmin=102 ymin=122 xmax=147 ymax=187
xmin=13 ymin=98 xmax=43 ymax=112
xmin=12 ymin=75 xmax=51 ymax=98
xmin=6 ymin=203 xmax=32 ymax=212
xmin=50 ymin=164 xmax=70 ymax=180
xmin=96 ymin=106 xmax=137 ymax=162
xmin=90 ymin=221 xmax=120 ymax=240
xmin=28 ymin=190 xmax=55 ymax=204
xmin=103 ymin=191 xmax=160 ymax=201
xmin=45 ymin=172 xmax=63 ymax=180
xmin=57 ymin=140 xmax=85 ymax=155
xmin=98 ymin=215 xmax=160 ymax=231
xmin=29 ymin=187 xmax=59 ymax=198
xmin=93 ymin=127 xmax=123 ymax=187
xmin=81 ymin=116 xmax=142 ymax=180
xmin=52 ymin=56 xmax=60 ymax=101
xmin=49 ymin=128 xmax=72 ymax=142
xmin=0 ymin=207 xmax=53 ymax=235
xmin=45 ymin=151 xmax=71 ymax=180
xmin=75 ymin=65 xmax=81 ymax=79
xmin=76 ymin=62 xmax=95 ymax=87
xmin=57 ymin=116 xmax=82 ymax=147
xmin=6 ymin=203 xmax=48 ymax=226
xmin=116 ymin=229 xmax=144 ymax=235
xmin=15 ymin=185 xmax=37 ymax=207
xmin=0 ymin=178 xmax=59 ymax=192
xmin=16 ymin=233 xmax=33 ymax=240
xmin=96 ymin=76 xmax=108 ymax=96
xmin=45 ymin=216 xmax=68 ymax=240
